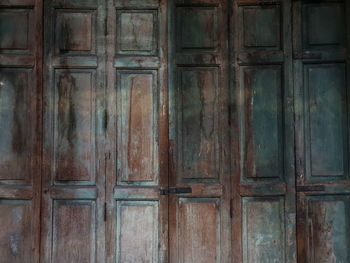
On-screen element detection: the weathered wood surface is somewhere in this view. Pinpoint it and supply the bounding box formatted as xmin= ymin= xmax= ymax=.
xmin=105 ymin=0 xmax=168 ymax=262
xmin=169 ymin=0 xmax=231 ymax=262
xmin=41 ymin=0 xmax=106 ymax=262
xmin=0 ymin=0 xmax=349 ymax=262
xmin=294 ymin=1 xmax=350 ymax=262
xmin=231 ymin=0 xmax=296 ymax=262
xmin=0 ymin=0 xmax=42 ymax=262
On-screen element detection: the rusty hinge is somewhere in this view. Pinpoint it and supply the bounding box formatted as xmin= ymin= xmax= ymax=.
xmin=296 ymin=185 xmax=325 ymax=192
xmin=160 ymin=187 xmax=192 ymax=195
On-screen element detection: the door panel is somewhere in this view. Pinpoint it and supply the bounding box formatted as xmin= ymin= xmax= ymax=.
xmin=54 ymin=70 xmax=96 ymax=183
xmin=176 ymin=67 xmax=219 ymax=180
xmin=298 ymin=195 xmax=350 ymax=263
xmin=116 ymin=201 xmax=159 ymax=263
xmin=0 ymin=0 xmax=42 ymax=262
xmin=41 ymin=0 xmax=106 ymax=262
xmin=242 ymin=197 xmax=285 ymax=263
xmin=178 ymin=198 xmax=220 ymax=263
xmin=303 ymin=64 xmax=347 ymax=181
xmin=294 ymin=1 xmax=350 ymax=262
xmin=169 ymin=0 xmax=231 ymax=262
xmin=231 ymin=0 xmax=296 ymax=262
xmin=117 ymin=70 xmax=159 ymax=185
xmin=242 ymin=66 xmax=283 ymax=180
xmin=52 ymin=200 xmax=97 ymax=262
xmin=0 ymin=69 xmax=35 ymax=181
xmin=0 ymin=200 xmax=33 ymax=262
xmin=105 ymin=0 xmax=168 ymax=262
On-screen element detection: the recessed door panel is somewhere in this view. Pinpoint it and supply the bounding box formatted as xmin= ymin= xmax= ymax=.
xmin=52 ymin=200 xmax=96 ymax=263
xmin=242 ymin=197 xmax=285 ymax=263
xmin=0 ymin=200 xmax=33 ymax=263
xmin=178 ymin=198 xmax=220 ymax=263
xmin=116 ymin=201 xmax=159 ymax=263
xmin=0 ymin=69 xmax=35 ymax=182
xmin=117 ymin=70 xmax=158 ymax=185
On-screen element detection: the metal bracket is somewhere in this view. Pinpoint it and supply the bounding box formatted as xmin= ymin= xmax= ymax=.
xmin=160 ymin=187 xmax=192 ymax=195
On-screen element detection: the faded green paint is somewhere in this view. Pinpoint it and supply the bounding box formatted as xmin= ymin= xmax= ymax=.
xmin=243 ymin=197 xmax=285 ymax=263
xmin=243 ymin=67 xmax=283 ymax=179
xmin=306 ymin=64 xmax=346 ymax=178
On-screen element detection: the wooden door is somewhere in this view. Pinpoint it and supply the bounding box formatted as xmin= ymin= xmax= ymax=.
xmin=293 ymin=1 xmax=350 ymax=262
xmin=41 ymin=0 xmax=106 ymax=262
xmin=168 ymin=0 xmax=231 ymax=262
xmin=0 ymin=0 xmax=42 ymax=262
xmin=2 ymin=0 xmax=350 ymax=262
xmin=105 ymin=0 xmax=168 ymax=262
xmin=231 ymin=0 xmax=296 ymax=262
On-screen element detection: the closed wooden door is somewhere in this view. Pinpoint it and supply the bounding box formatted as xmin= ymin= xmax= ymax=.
xmin=168 ymin=0 xmax=231 ymax=262
xmin=0 ymin=0 xmax=42 ymax=262
xmin=293 ymin=1 xmax=350 ymax=262
xmin=41 ymin=0 xmax=106 ymax=262
xmin=231 ymin=1 xmax=296 ymax=262
xmin=105 ymin=0 xmax=168 ymax=262
xmin=1 ymin=0 xmax=350 ymax=262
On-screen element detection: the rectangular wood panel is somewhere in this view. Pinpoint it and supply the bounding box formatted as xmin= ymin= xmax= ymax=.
xmin=116 ymin=201 xmax=159 ymax=263
xmin=117 ymin=70 xmax=158 ymax=185
xmin=176 ymin=6 xmax=218 ymax=52
xmin=303 ymin=64 xmax=347 ymax=180
xmin=52 ymin=200 xmax=96 ymax=263
xmin=241 ymin=66 xmax=283 ymax=180
xmin=0 ymin=69 xmax=35 ymax=182
xmin=0 ymin=200 xmax=32 ymax=263
xmin=54 ymin=70 xmax=96 ymax=183
xmin=0 ymin=8 xmax=34 ymax=54
xmin=176 ymin=67 xmax=219 ymax=180
xmin=55 ymin=10 xmax=96 ymax=55
xmin=298 ymin=195 xmax=350 ymax=263
xmin=240 ymin=4 xmax=281 ymax=50
xmin=242 ymin=197 xmax=285 ymax=263
xmin=178 ymin=198 xmax=220 ymax=263
xmin=302 ymin=2 xmax=345 ymax=51
xmin=116 ymin=10 xmax=158 ymax=55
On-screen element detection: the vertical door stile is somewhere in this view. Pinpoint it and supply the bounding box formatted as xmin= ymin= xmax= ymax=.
xmin=231 ymin=0 xmax=296 ymax=262
xmin=41 ymin=0 xmax=107 ymax=262
xmin=106 ymin=0 xmax=168 ymax=262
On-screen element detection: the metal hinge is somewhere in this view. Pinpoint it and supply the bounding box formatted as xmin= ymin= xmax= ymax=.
xmin=160 ymin=187 xmax=192 ymax=195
